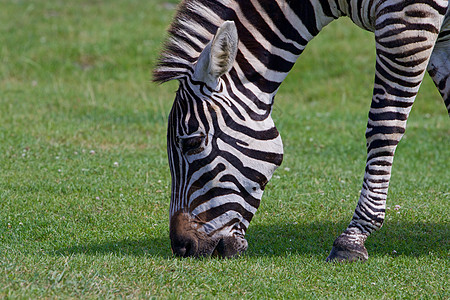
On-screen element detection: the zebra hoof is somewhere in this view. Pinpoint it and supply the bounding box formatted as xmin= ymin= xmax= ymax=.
xmin=326 ymin=233 xmax=369 ymax=262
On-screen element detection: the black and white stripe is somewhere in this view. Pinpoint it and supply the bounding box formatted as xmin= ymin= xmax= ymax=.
xmin=154 ymin=0 xmax=449 ymax=259
xmin=166 ymin=73 xmax=283 ymax=236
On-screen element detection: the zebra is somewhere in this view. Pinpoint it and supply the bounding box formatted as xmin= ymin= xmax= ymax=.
xmin=153 ymin=0 xmax=449 ymax=260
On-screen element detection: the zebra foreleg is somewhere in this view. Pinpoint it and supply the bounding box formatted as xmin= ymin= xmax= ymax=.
xmin=327 ymin=6 xmax=445 ymax=262
xmin=427 ymin=25 xmax=450 ymax=114
xmin=327 ymin=99 xmax=415 ymax=262
xmin=428 ymin=7 xmax=450 ymax=114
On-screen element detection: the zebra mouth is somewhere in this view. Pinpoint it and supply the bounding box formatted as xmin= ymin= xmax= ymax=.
xmin=211 ymin=234 xmax=248 ymax=258
xmin=211 ymin=239 xmax=224 ymax=257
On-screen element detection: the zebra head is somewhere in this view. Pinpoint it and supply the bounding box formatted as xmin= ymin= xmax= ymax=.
xmin=160 ymin=21 xmax=283 ymax=257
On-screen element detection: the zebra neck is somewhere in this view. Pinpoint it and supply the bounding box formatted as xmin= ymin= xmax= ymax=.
xmin=224 ymin=0 xmax=340 ymax=106
xmin=224 ymin=0 xmax=377 ymax=107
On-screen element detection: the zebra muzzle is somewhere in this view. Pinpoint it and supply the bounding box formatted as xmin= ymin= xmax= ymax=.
xmin=169 ymin=211 xmax=248 ymax=258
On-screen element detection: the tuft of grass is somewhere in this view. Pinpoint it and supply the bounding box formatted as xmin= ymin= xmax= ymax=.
xmin=1 ymin=1 xmax=448 ymax=298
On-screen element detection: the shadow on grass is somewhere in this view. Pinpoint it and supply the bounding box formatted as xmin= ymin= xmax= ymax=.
xmin=246 ymin=220 xmax=449 ymax=258
xmin=55 ymin=236 xmax=173 ymax=258
xmin=55 ymin=221 xmax=448 ymax=259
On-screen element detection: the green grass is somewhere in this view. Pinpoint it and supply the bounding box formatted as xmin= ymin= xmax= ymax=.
xmin=1 ymin=0 xmax=448 ymax=298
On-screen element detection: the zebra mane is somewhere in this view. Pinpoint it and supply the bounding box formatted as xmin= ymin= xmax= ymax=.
xmin=153 ymin=0 xmax=230 ymax=83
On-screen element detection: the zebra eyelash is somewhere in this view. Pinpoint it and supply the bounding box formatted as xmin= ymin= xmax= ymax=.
xmin=176 ymin=133 xmax=207 ymax=155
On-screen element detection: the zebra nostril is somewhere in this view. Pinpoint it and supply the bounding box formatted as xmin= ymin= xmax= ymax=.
xmin=173 ymin=246 xmax=186 ymax=257
xmin=171 ymin=236 xmax=198 ymax=257
xmin=184 ymin=239 xmax=195 ymax=257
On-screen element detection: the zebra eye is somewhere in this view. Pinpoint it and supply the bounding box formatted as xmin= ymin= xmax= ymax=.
xmin=179 ymin=135 xmax=204 ymax=155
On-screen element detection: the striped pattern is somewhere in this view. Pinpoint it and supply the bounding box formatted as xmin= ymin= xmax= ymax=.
xmin=154 ymin=0 xmax=449 ymax=256
xmin=166 ymin=72 xmax=283 ymax=236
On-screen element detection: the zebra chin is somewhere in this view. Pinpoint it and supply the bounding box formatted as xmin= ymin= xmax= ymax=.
xmin=169 ymin=211 xmax=248 ymax=258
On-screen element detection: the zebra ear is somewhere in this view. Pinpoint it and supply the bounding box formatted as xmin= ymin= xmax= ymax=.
xmin=193 ymin=21 xmax=238 ymax=88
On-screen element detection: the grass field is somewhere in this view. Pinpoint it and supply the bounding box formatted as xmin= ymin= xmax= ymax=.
xmin=1 ymin=0 xmax=449 ymax=298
